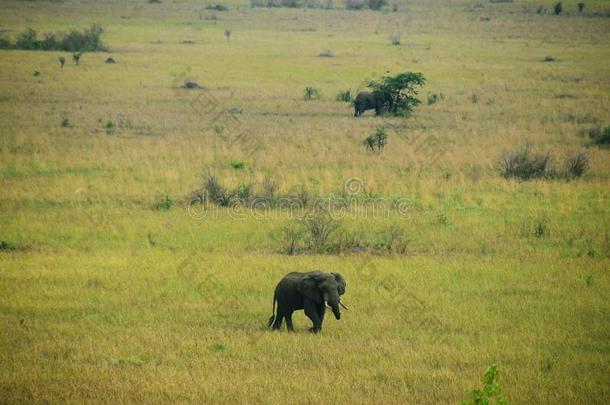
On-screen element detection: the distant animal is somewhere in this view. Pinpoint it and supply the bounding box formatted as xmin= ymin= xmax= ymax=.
xmin=72 ymin=52 xmax=81 ymax=65
xmin=105 ymin=57 xmax=116 ymax=64
xmin=354 ymin=91 xmax=393 ymax=117
xmin=58 ymin=56 xmax=65 ymax=68
xmin=268 ymin=271 xmax=348 ymax=333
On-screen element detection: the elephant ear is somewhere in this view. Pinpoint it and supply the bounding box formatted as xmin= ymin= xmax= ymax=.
xmin=331 ymin=272 xmax=346 ymax=295
xmin=298 ymin=273 xmax=324 ymax=304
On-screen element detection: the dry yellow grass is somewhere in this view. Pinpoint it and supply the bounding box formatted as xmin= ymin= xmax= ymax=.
xmin=1 ymin=0 xmax=609 ymax=403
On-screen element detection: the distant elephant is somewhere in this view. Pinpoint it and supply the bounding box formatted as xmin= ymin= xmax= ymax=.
xmin=354 ymin=91 xmax=393 ymax=116
xmin=268 ymin=271 xmax=349 ymax=333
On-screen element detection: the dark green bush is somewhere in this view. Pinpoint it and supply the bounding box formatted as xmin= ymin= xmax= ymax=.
xmin=363 ymin=127 xmax=389 ymax=152
xmin=587 ymin=126 xmax=610 ymax=146
xmin=2 ymin=24 xmax=105 ymax=52
xmin=368 ymin=0 xmax=386 ymax=10
xmin=336 ymin=90 xmax=352 ymax=102
xmin=553 ymin=2 xmax=563 ymax=15
xmin=153 ymin=195 xmax=174 ymax=211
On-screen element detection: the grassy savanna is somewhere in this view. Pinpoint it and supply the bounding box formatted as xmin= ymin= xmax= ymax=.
xmin=1 ymin=0 xmax=609 ymax=403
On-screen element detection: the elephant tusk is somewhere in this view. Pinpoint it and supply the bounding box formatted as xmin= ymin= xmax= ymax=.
xmin=325 ymin=302 xmax=332 ymax=310
xmin=339 ymin=300 xmax=350 ymax=310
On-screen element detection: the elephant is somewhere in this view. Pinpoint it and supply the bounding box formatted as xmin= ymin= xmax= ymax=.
xmin=268 ymin=271 xmax=349 ymax=333
xmin=354 ymin=91 xmax=393 ymax=116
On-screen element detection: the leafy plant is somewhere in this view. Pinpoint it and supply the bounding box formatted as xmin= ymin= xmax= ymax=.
xmin=367 ymin=72 xmax=426 ymax=116
xmin=362 ymin=127 xmax=389 ymax=152
xmin=153 ymin=195 xmax=174 ymax=211
xmin=336 ymin=90 xmax=352 ymax=102
xmin=229 ymin=160 xmax=246 ymax=170
xmin=461 ymin=364 xmax=508 ymax=405
xmin=61 ymin=116 xmax=70 ymax=128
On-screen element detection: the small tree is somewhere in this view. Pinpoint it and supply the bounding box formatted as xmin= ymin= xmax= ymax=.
xmin=363 ymin=127 xmax=389 ymax=152
xmin=367 ymin=72 xmax=426 ymax=116
xmin=553 ymin=2 xmax=563 ymax=15
xmin=461 ymin=364 xmax=507 ymax=405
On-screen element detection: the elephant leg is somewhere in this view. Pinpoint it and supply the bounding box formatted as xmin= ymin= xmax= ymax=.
xmin=285 ymin=312 xmax=294 ymax=332
xmin=304 ymin=300 xmax=322 ymax=333
xmin=317 ymin=305 xmax=326 ymax=328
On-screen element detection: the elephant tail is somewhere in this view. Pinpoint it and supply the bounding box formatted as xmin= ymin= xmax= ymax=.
xmin=267 ymin=296 xmax=277 ymax=328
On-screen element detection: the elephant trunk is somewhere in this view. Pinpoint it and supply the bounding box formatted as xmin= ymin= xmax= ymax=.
xmin=327 ymin=300 xmax=341 ymax=320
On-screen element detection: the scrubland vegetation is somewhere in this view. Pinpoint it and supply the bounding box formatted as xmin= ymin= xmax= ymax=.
xmin=0 ymin=0 xmax=609 ymax=403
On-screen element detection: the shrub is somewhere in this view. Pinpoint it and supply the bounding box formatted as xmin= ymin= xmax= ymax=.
xmin=262 ymin=175 xmax=278 ymax=200
xmin=319 ymin=49 xmax=333 ymax=57
xmin=336 ymin=90 xmax=352 ymax=102
xmin=300 ymin=210 xmax=341 ymax=253
xmin=233 ymin=183 xmax=254 ymax=203
xmin=206 ymin=4 xmax=228 ymax=10
xmin=564 ymin=152 xmax=589 ymax=178
xmin=204 ymin=175 xmax=228 ymax=205
xmin=16 ymin=28 xmax=39 ymax=50
xmin=543 ymin=55 xmax=555 ymax=62
xmin=363 ymin=127 xmax=389 ymax=152
xmin=154 ymin=195 xmax=174 ymax=211
xmin=224 ymin=28 xmax=232 ymax=41
xmin=303 ymin=86 xmax=321 ymax=100
xmin=229 ymin=160 xmax=246 ymax=169
xmin=378 ymin=225 xmax=409 ymax=254
xmin=427 ymin=93 xmax=444 ymax=105
xmin=7 ymin=24 xmax=105 ymax=52
xmin=104 ymin=119 xmax=116 ymax=135
xmin=587 ymin=126 xmax=610 ymax=146
xmin=461 ymin=364 xmax=507 ymax=405
xmin=0 ymin=241 xmax=17 ymax=252
xmin=390 ymin=35 xmax=401 ymax=46
xmin=367 ymin=72 xmax=426 ymax=116
xmin=368 ymin=0 xmax=386 ymax=10
xmin=499 ymin=144 xmax=550 ymax=180
xmin=534 ymin=216 xmax=549 ymax=238
xmin=392 ymin=3 xmax=398 ymax=12
xmin=344 ymin=0 xmax=366 ymax=9
xmin=61 ymin=116 xmax=70 ymax=128
xmin=577 ymin=2 xmax=585 ymax=13
xmin=274 ymin=223 xmax=305 ymax=255
xmin=553 ymin=2 xmax=563 ymax=15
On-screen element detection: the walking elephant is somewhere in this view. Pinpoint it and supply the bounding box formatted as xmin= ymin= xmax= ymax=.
xmin=354 ymin=91 xmax=393 ymax=116
xmin=268 ymin=271 xmax=349 ymax=333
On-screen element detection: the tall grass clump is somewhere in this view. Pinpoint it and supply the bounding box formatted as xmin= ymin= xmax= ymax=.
xmin=499 ymin=144 xmax=550 ymax=180
xmin=303 ymin=87 xmax=321 ymax=100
